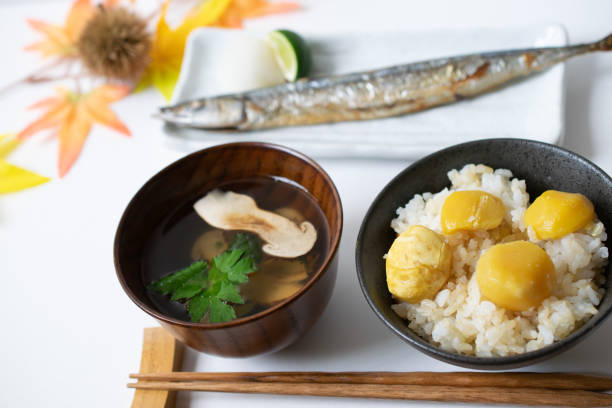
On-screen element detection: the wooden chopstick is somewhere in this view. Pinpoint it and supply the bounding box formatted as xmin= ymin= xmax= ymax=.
xmin=127 ymin=381 xmax=612 ymax=407
xmin=130 ymin=371 xmax=612 ymax=391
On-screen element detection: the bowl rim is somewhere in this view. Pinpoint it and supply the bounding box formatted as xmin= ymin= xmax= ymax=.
xmin=355 ymin=138 xmax=612 ymax=367
xmin=114 ymin=141 xmax=343 ymax=330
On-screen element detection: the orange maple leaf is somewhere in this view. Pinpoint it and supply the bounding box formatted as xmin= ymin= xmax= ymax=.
xmin=213 ymin=0 xmax=300 ymax=28
xmin=18 ymin=85 xmax=131 ymax=177
xmin=102 ymin=0 xmax=136 ymax=7
xmin=25 ymin=0 xmax=95 ymax=58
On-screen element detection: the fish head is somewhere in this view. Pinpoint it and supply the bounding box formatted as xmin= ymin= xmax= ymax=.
xmin=156 ymin=97 xmax=245 ymax=129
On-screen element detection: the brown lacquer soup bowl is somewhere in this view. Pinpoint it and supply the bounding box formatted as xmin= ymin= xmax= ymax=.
xmin=114 ymin=142 xmax=342 ymax=357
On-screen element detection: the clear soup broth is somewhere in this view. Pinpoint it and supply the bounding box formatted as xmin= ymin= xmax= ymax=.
xmin=142 ymin=176 xmax=330 ymax=322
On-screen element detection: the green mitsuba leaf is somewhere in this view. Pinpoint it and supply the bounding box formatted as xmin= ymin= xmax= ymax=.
xmin=213 ymin=250 xmax=244 ymax=274
xmin=209 ymin=297 xmax=237 ymax=323
xmin=147 ymin=260 xmax=207 ymax=295
xmin=146 ymin=231 xmax=263 ymax=323
xmin=227 ymin=257 xmax=255 ymax=283
xmin=187 ymin=291 xmax=211 ymax=323
xmin=170 ymin=270 xmax=208 ymax=301
xmin=228 ymin=233 xmax=262 ymax=265
xmin=214 ymin=250 xmax=255 ymax=284
xmin=216 ymin=281 xmax=244 ymax=304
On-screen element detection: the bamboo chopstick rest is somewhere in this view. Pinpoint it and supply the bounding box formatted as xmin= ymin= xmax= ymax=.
xmin=131 ymin=327 xmax=184 ymax=408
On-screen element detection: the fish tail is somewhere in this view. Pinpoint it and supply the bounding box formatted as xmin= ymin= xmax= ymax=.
xmin=592 ymin=33 xmax=612 ymax=51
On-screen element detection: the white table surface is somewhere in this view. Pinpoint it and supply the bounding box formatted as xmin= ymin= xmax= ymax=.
xmin=1 ymin=1 xmax=611 ymax=407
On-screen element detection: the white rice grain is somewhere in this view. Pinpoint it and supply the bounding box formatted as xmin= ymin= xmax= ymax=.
xmin=390 ymin=164 xmax=607 ymax=356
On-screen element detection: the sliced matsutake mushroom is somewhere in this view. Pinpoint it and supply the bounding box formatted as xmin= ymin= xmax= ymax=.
xmin=273 ymin=207 xmax=305 ymax=225
xmin=243 ymin=276 xmax=302 ymax=304
xmin=232 ymin=301 xmax=257 ymax=317
xmin=247 ymin=280 xmax=302 ymax=304
xmin=259 ymin=258 xmax=308 ymax=283
xmin=191 ymin=230 xmax=228 ymax=261
xmin=193 ymin=190 xmax=317 ymax=258
xmin=241 ymin=259 xmax=308 ymax=304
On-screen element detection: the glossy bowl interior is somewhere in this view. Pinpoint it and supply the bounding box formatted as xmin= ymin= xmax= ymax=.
xmin=356 ymin=138 xmax=612 ymax=369
xmin=115 ymin=142 xmax=342 ymax=357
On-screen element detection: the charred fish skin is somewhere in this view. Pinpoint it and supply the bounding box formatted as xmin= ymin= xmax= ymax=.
xmin=158 ymin=33 xmax=612 ymax=130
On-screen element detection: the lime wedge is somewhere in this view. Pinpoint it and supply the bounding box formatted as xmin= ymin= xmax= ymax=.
xmin=266 ymin=30 xmax=312 ymax=82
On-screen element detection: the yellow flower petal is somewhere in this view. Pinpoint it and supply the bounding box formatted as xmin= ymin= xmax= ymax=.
xmin=184 ymin=0 xmax=234 ymax=33
xmin=0 ymin=160 xmax=50 ymax=194
xmin=0 ymin=133 xmax=20 ymax=159
xmin=143 ymin=0 xmax=233 ymax=100
xmin=153 ymin=66 xmax=182 ymax=101
xmin=133 ymin=70 xmax=153 ymax=94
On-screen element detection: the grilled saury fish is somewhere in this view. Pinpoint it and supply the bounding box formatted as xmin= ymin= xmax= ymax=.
xmin=157 ymin=33 xmax=612 ymax=130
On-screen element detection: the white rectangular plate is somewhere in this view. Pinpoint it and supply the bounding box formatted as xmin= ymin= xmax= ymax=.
xmin=166 ymin=24 xmax=567 ymax=159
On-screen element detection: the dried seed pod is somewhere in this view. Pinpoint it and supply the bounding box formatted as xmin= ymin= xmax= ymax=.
xmin=77 ymin=6 xmax=151 ymax=80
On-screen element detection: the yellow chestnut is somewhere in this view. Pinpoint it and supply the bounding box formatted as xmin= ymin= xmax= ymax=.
xmin=476 ymin=240 xmax=554 ymax=311
xmin=386 ymin=225 xmax=452 ymax=303
xmin=524 ymin=190 xmax=595 ymax=240
xmin=441 ymin=190 xmax=506 ymax=234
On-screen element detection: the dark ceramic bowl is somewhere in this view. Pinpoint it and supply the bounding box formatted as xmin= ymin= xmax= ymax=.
xmin=356 ymin=138 xmax=612 ymax=369
xmin=115 ymin=142 xmax=342 ymax=357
